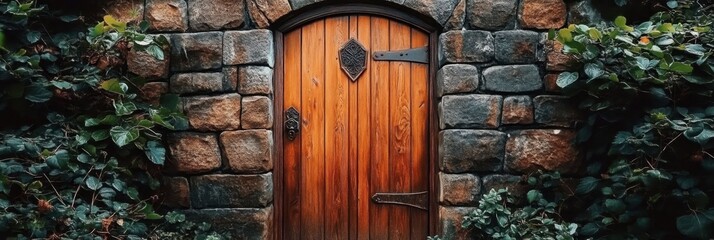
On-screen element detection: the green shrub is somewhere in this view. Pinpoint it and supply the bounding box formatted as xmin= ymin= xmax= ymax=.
xmin=0 ymin=1 xmax=224 ymax=239
xmin=547 ymin=0 xmax=714 ymax=239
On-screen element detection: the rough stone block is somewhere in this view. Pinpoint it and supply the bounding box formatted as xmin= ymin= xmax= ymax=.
xmin=519 ymin=0 xmax=567 ymax=29
xmin=544 ymin=73 xmax=561 ymax=93
xmin=290 ymin=0 xmax=322 ymax=9
xmin=534 ymin=95 xmax=579 ymax=127
xmin=188 ymin=0 xmax=245 ymax=31
xmin=161 ymin=176 xmax=190 ymax=208
xmin=190 ymin=173 xmax=273 ymax=208
xmin=238 ymin=66 xmax=274 ymax=95
xmin=494 ymin=30 xmax=539 ymax=64
xmin=170 ymin=72 xmax=233 ymax=94
xmin=467 ymin=0 xmax=517 ymax=30
xmin=166 ymin=132 xmax=222 ymax=174
xmin=146 ymin=0 xmax=188 ymax=32
xmin=224 ymin=30 xmax=275 ymax=67
xmin=439 ymin=173 xmax=480 ymax=206
xmin=482 ymin=174 xmax=529 ymax=203
xmin=403 ymin=0 xmax=460 ymax=26
xmin=170 ymin=32 xmax=223 ymax=71
xmin=128 ymin=46 xmax=170 ymax=80
xmin=242 ymin=96 xmax=274 ymax=129
xmin=140 ymin=82 xmax=169 ymax=106
xmin=439 ymin=30 xmax=494 ymax=64
xmin=482 ymin=65 xmax=542 ymax=93
xmin=546 ymin=40 xmax=578 ymax=71
xmin=183 ymin=206 xmax=273 ymax=239
xmin=501 ymin=96 xmax=534 ymax=125
xmin=248 ymin=0 xmax=292 ymax=28
xmin=223 ymin=67 xmax=239 ymax=91
xmin=439 ymin=206 xmax=477 ymax=239
xmin=568 ymin=0 xmax=603 ymax=25
xmin=439 ymin=95 xmax=502 ymax=129
xmin=183 ymin=94 xmax=241 ymax=131
xmin=437 ymin=64 xmax=479 ymax=96
xmin=439 ymin=130 xmax=506 ymax=173
xmin=220 ymin=130 xmax=274 ymax=173
xmin=104 ymin=0 xmax=144 ymax=24
xmin=506 ymin=129 xmax=580 ymax=173
xmin=443 ymin=0 xmax=466 ymax=30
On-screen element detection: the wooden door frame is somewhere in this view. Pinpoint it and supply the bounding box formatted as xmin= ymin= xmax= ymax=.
xmin=272 ymin=3 xmax=441 ymax=239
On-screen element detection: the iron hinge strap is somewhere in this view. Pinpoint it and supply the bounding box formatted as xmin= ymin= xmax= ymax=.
xmin=372 ymin=47 xmax=428 ymax=63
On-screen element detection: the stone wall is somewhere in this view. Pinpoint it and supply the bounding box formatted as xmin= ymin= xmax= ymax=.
xmin=107 ymin=0 xmax=591 ymax=239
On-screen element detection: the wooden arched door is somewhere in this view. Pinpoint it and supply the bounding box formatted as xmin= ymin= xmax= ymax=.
xmin=280 ymin=14 xmax=431 ymax=239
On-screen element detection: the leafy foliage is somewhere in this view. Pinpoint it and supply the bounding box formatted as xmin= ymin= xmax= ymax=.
xmin=0 ymin=1 xmax=223 ymax=239
xmin=546 ymin=0 xmax=714 ymax=239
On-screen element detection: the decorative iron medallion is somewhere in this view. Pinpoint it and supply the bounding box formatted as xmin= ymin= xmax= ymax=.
xmin=339 ymin=38 xmax=367 ymax=82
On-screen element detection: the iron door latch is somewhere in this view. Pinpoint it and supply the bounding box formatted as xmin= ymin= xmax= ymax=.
xmin=285 ymin=107 xmax=300 ymax=140
xmin=371 ymin=191 xmax=428 ymax=210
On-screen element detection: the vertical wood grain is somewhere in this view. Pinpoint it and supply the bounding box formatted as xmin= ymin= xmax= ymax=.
xmin=283 ymin=28 xmax=302 ymax=240
xmin=324 ymin=16 xmax=349 ymax=240
xmin=300 ymin=19 xmax=326 ymax=240
xmin=410 ymin=28 xmax=430 ymax=239
xmin=388 ymin=19 xmax=412 ymax=240
xmin=369 ymin=16 xmax=391 ymax=240
xmin=347 ymin=14 xmax=360 ymax=240
xmin=356 ymin=14 xmax=372 ymax=240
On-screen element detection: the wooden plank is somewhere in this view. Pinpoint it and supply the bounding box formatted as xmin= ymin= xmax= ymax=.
xmin=300 ymin=19 xmax=326 ymax=240
xmin=356 ymin=14 xmax=372 ymax=240
xmin=388 ymin=19 xmax=412 ymax=240
xmin=324 ymin=16 xmax=349 ymax=240
xmin=283 ymin=28 xmax=302 ymax=240
xmin=369 ymin=16 xmax=391 ymax=240
xmin=410 ymin=27 xmax=430 ymax=239
xmin=347 ymin=14 xmax=360 ymax=240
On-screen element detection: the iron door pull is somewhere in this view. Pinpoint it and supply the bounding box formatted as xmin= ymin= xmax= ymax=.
xmin=285 ymin=107 xmax=300 ymax=140
xmin=371 ymin=191 xmax=428 ymax=210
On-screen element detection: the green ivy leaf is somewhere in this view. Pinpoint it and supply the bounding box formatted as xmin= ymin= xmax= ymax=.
xmin=100 ymin=79 xmax=128 ymax=95
xmin=145 ymin=141 xmax=166 ymax=165
xmin=576 ymin=177 xmax=599 ymax=194
xmin=113 ymin=100 xmax=137 ymax=116
xmin=584 ymin=62 xmax=605 ymax=80
xmin=146 ymin=45 xmax=164 ymax=61
xmin=26 ymin=31 xmax=40 ymax=44
xmin=556 ymin=72 xmax=579 ymax=88
xmin=25 ymin=85 xmax=52 ymax=103
xmin=85 ymin=176 xmax=102 ymax=190
xmin=604 ymin=199 xmax=626 ymax=213
xmin=666 ymin=0 xmax=678 ymax=8
xmin=91 ymin=130 xmax=110 ymax=141
xmin=109 ymin=126 xmax=140 ymax=147
xmin=677 ymin=210 xmax=714 ymax=239
xmin=670 ymin=62 xmax=694 ymax=74
xmin=46 ymin=150 xmax=69 ymax=169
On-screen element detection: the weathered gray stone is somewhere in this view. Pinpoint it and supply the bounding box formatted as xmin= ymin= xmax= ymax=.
xmin=494 ymin=30 xmax=539 ymax=64
xmin=191 ymin=174 xmax=273 ymax=208
xmin=170 ymin=32 xmax=223 ymax=71
xmin=220 ymin=130 xmax=274 ymax=173
xmin=238 ymin=66 xmax=274 ymax=95
xmin=104 ymin=0 xmax=144 ymax=24
xmin=501 ymin=96 xmax=534 ymax=125
xmin=248 ymin=0 xmax=292 ymax=28
xmin=439 ymin=173 xmax=480 ymax=206
xmin=439 ymin=30 xmax=494 ymax=64
xmin=506 ymin=129 xmax=580 ymax=174
xmin=146 ymin=0 xmax=188 ymax=32
xmin=482 ymin=65 xmax=542 ymax=93
xmin=439 ymin=206 xmax=477 ymax=239
xmin=437 ymin=64 xmax=479 ymax=96
xmin=140 ymin=82 xmax=169 ymax=106
xmin=439 ymin=130 xmax=506 ymax=173
xmin=482 ymin=174 xmax=529 ymax=203
xmin=403 ymin=0 xmax=459 ymax=25
xmin=568 ymin=0 xmax=603 ymax=25
xmin=544 ymin=73 xmax=561 ymax=93
xmin=290 ymin=0 xmax=322 ymax=9
xmin=439 ymin=95 xmax=502 ymax=129
xmin=224 ymin=30 xmax=275 ymax=67
xmin=242 ymin=96 xmax=274 ymax=129
xmin=519 ymin=0 xmax=567 ymax=29
xmin=547 ymin=40 xmax=578 ymax=71
xmin=183 ymin=207 xmax=273 ymax=239
xmin=161 ymin=176 xmax=190 ymax=208
xmin=170 ymin=72 xmax=232 ymax=94
xmin=128 ymin=46 xmax=170 ymax=80
xmin=166 ymin=132 xmax=222 ymax=174
xmin=443 ymin=0 xmax=466 ymax=30
xmin=223 ymin=67 xmax=239 ymax=91
xmin=188 ymin=0 xmax=245 ymax=31
xmin=467 ymin=0 xmax=517 ymax=30
xmin=183 ymin=94 xmax=241 ymax=131
xmin=534 ymin=95 xmax=579 ymax=127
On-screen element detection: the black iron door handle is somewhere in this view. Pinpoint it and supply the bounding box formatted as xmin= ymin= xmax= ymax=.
xmin=285 ymin=107 xmax=300 ymax=140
